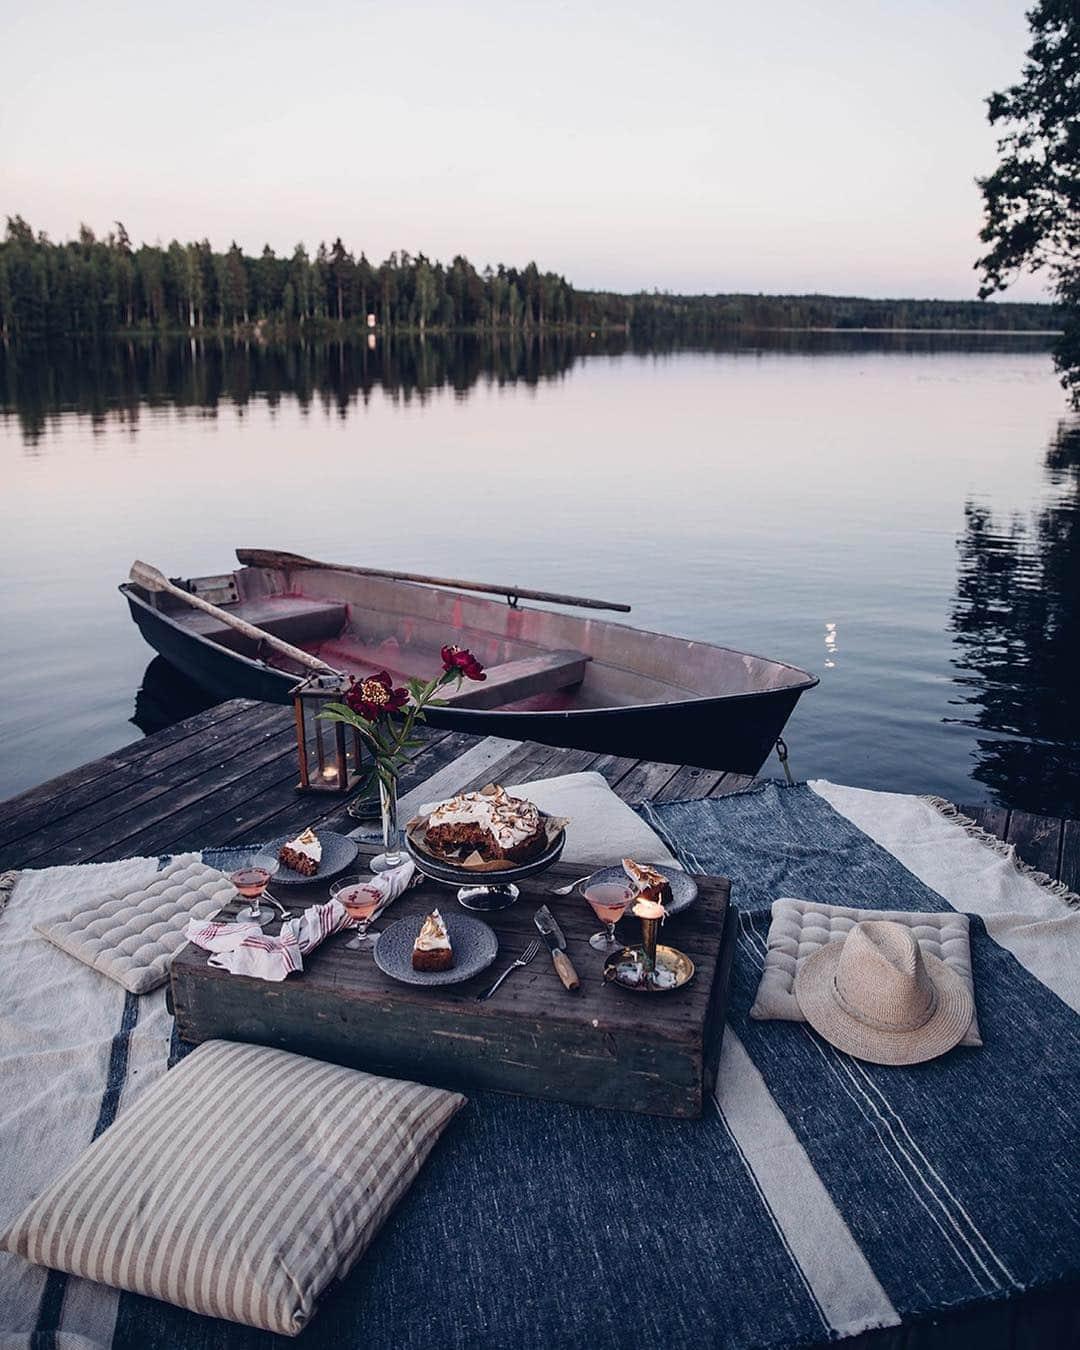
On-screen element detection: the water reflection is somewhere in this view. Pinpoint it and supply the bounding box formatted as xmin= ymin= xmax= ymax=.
xmin=133 ymin=657 xmax=218 ymax=734
xmin=1 ymin=331 xmax=1073 ymax=811
xmin=950 ymin=420 xmax=1080 ymax=815
xmin=0 ymin=330 xmax=1056 ymax=447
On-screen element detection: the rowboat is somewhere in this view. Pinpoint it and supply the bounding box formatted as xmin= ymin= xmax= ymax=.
xmin=120 ymin=549 xmax=817 ymax=773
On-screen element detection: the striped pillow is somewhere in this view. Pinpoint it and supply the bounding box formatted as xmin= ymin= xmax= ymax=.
xmin=0 ymin=1041 xmax=466 ymax=1336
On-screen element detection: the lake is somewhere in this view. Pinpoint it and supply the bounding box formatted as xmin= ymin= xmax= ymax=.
xmin=2 ymin=332 xmax=1078 ymax=815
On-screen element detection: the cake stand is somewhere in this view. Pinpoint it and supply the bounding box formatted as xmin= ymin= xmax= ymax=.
xmin=405 ymin=823 xmax=566 ymax=911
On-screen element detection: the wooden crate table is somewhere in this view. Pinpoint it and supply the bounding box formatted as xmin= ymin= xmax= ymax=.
xmin=170 ymin=853 xmax=735 ymax=1119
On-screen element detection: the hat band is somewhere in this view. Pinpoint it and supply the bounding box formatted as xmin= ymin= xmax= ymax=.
xmin=831 ymin=973 xmax=939 ymax=1033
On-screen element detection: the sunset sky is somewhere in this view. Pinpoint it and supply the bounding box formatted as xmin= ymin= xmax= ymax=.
xmin=1 ymin=0 xmax=1047 ymax=302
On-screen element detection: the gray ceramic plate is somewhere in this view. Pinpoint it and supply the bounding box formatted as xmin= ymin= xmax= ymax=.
xmin=267 ymin=830 xmax=360 ymax=885
xmin=373 ymin=912 xmax=499 ymax=987
xmin=580 ymin=864 xmax=698 ymax=916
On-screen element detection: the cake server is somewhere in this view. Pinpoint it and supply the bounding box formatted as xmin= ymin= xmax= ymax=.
xmin=533 ymin=906 xmax=580 ymax=992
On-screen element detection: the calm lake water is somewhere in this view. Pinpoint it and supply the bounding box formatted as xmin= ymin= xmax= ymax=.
xmin=2 ymin=333 xmax=1078 ymax=814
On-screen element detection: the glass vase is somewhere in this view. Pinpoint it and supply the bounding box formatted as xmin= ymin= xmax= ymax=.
xmin=369 ymin=771 xmax=404 ymax=874
xmin=345 ymin=762 xmax=383 ymax=822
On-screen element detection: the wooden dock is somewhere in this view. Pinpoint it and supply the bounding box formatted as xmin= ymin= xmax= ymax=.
xmin=1 ymin=698 xmax=1077 ymax=889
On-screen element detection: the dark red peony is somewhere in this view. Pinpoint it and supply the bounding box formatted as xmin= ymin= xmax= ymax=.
xmin=344 ymin=671 xmax=409 ymax=721
xmin=440 ymin=645 xmax=486 ymax=681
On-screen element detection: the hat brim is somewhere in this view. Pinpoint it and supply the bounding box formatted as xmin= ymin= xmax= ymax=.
xmin=794 ymin=943 xmax=974 ymax=1066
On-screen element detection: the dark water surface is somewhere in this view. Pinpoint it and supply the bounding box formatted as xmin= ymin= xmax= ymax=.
xmin=2 ymin=333 xmax=1078 ymax=815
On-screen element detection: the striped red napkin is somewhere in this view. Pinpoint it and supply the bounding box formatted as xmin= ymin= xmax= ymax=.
xmin=183 ymin=860 xmax=415 ymax=981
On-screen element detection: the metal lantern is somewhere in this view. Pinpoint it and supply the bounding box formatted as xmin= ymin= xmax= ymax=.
xmin=291 ymin=674 xmax=366 ymax=793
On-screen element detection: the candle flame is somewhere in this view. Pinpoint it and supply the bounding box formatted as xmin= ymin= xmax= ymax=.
xmin=632 ymin=898 xmax=666 ymax=920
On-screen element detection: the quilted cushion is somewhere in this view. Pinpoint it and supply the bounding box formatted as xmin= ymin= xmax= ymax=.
xmin=0 ymin=1040 xmax=466 ymax=1336
xmin=750 ymin=897 xmax=982 ymax=1046
xmin=34 ymin=853 xmax=234 ymax=994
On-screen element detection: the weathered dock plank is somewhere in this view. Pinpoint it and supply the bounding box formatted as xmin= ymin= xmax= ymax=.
xmin=1057 ymin=818 xmax=1080 ymax=895
xmin=0 ymin=700 xmax=1076 ymax=887
xmin=0 ymin=699 xmax=261 ymax=846
xmin=1006 ymin=810 xmax=1064 ymax=881
xmin=962 ymin=803 xmax=1011 ymax=841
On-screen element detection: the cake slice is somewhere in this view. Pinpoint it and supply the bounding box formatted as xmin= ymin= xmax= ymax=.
xmin=622 ymin=857 xmax=672 ymax=907
xmin=412 ymin=909 xmax=454 ymax=972
xmin=278 ymin=827 xmax=322 ymax=877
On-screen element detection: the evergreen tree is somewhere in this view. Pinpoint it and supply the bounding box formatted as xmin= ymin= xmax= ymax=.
xmin=0 ymin=215 xmax=1060 ymax=341
xmin=977 ymin=0 xmax=1080 ymax=403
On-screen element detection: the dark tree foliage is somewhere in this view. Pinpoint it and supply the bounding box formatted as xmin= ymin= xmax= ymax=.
xmin=950 ymin=422 xmax=1080 ymax=814
xmin=0 ymin=216 xmax=1057 ymax=341
xmin=976 ymin=0 xmax=1080 ymax=402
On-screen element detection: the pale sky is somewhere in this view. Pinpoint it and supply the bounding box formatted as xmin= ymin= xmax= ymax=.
xmin=0 ymin=0 xmax=1048 ymax=302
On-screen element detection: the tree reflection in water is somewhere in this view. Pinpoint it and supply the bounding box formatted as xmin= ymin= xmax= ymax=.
xmin=950 ymin=421 xmax=1080 ymax=814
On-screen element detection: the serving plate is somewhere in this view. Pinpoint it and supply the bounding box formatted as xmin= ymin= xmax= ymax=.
xmin=373 ymin=913 xmax=499 ymax=987
xmin=405 ymin=818 xmax=566 ymax=911
xmin=603 ymin=943 xmax=696 ymax=993
xmin=580 ymin=864 xmax=698 ymax=916
xmin=266 ymin=830 xmax=359 ymax=885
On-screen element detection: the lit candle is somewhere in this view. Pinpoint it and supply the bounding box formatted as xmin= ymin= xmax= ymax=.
xmin=633 ymin=898 xmax=665 ymax=971
xmin=321 ymin=765 xmax=339 ymax=782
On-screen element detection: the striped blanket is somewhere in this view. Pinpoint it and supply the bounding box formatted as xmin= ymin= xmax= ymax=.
xmin=1 ymin=780 xmax=1078 ymax=1348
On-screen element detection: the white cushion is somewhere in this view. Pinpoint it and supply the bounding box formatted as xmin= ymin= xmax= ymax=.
xmin=750 ymin=897 xmax=982 ymax=1046
xmin=511 ymin=773 xmax=679 ymax=868
xmin=33 ymin=854 xmax=234 ymax=994
xmin=0 ymin=1040 xmax=465 ymax=1336
xmin=422 ymin=771 xmax=677 ymax=869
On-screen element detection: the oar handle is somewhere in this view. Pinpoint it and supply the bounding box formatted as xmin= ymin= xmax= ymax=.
xmin=128 ymin=560 xmax=338 ymax=677
xmin=236 ymin=548 xmax=632 ymax=614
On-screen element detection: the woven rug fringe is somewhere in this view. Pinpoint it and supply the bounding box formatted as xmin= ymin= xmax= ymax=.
xmin=0 ymin=870 xmax=19 ymax=918
xmin=923 ymin=796 xmax=1080 ymax=910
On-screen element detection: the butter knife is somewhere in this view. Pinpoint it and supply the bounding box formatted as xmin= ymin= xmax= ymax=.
xmin=533 ymin=905 xmax=580 ymax=992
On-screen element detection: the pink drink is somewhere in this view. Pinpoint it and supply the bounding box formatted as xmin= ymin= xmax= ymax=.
xmin=230 ymin=867 xmax=270 ymax=899
xmin=337 ymin=884 xmax=379 ymax=923
xmin=585 ymin=883 xmax=631 ymax=926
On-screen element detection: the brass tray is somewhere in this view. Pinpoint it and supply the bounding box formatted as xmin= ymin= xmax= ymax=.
xmin=603 ymin=943 xmax=695 ymax=993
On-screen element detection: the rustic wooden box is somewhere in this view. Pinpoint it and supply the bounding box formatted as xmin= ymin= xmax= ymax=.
xmin=170 ymin=857 xmax=735 ymax=1118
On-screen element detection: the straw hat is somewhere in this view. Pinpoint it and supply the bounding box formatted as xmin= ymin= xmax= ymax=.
xmin=794 ymin=920 xmax=973 ymax=1065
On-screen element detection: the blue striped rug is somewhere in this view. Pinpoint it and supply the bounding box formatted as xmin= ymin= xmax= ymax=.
xmin=28 ymin=784 xmax=1080 ymax=1347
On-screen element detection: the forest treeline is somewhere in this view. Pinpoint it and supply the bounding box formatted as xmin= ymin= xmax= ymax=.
xmin=0 ymin=216 xmax=1059 ymax=340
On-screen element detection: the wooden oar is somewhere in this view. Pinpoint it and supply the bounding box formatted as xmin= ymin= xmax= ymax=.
xmin=129 ymin=560 xmax=339 ymax=676
xmin=235 ymin=548 xmax=632 ymax=614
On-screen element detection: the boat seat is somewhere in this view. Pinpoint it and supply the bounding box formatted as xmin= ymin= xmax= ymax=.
xmin=178 ymin=596 xmax=348 ymax=649
xmin=440 ymin=650 xmax=589 ymax=711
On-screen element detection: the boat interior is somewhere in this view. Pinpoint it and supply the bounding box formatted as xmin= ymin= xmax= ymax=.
xmin=138 ymin=562 xmax=815 ymax=713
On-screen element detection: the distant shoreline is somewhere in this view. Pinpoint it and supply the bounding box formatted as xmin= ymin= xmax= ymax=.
xmin=1 ymin=321 xmax=1062 ymax=344
xmin=0 ymin=220 xmax=1059 ymax=343
xmin=781 ymin=325 xmax=1063 ymax=336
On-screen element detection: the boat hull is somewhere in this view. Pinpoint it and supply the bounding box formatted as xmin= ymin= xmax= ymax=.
xmin=123 ymin=586 xmax=811 ymax=774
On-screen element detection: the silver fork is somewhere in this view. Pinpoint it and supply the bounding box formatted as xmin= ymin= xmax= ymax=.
xmin=475 ymin=938 xmax=541 ymax=1001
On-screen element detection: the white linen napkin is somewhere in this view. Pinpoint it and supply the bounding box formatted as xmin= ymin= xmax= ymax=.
xmin=183 ymin=860 xmax=415 ymax=981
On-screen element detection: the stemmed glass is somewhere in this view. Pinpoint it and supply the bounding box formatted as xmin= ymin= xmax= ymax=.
xmin=228 ymin=854 xmax=280 ymax=927
xmin=330 ymin=875 xmax=382 ymax=951
xmin=583 ymin=881 xmax=631 ymax=952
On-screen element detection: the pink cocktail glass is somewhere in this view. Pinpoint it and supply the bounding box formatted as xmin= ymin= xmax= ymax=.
xmin=583 ymin=881 xmax=631 ymax=952
xmin=229 ymin=858 xmax=279 ymax=927
xmin=330 ymin=875 xmax=381 ymax=951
